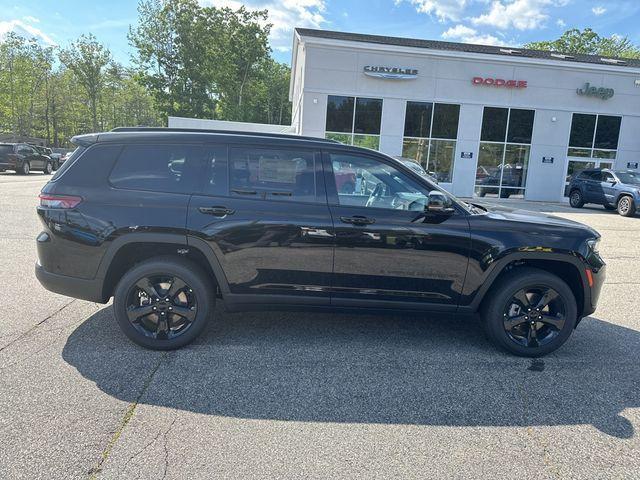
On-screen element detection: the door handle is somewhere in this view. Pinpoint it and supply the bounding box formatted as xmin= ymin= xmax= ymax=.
xmin=198 ymin=206 xmax=235 ymax=217
xmin=340 ymin=215 xmax=375 ymax=225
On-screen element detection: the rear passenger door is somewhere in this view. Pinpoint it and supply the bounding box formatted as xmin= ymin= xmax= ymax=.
xmin=187 ymin=143 xmax=334 ymax=304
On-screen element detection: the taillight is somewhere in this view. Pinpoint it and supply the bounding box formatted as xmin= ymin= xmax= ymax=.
xmin=38 ymin=193 xmax=82 ymax=209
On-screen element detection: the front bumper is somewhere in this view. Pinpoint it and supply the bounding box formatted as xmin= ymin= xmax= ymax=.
xmin=35 ymin=262 xmax=106 ymax=303
xmin=582 ymin=262 xmax=606 ymax=317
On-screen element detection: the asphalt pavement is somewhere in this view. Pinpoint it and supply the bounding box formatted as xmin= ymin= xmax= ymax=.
xmin=1 ymin=171 xmax=638 ymax=479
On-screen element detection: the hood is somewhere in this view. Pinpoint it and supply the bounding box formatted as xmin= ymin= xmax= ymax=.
xmin=471 ymin=201 xmax=599 ymax=237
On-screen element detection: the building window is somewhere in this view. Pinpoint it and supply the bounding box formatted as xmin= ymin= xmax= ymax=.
xmin=568 ymin=113 xmax=621 ymax=159
xmin=475 ymin=107 xmax=535 ymax=199
xmin=326 ymin=95 xmax=382 ymax=150
xmin=401 ymin=102 xmax=460 ymax=183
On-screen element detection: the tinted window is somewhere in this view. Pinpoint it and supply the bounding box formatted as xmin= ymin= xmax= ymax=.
xmin=569 ymin=114 xmax=596 ymax=148
xmin=51 ymin=147 xmax=84 ymax=181
xmin=616 ymin=172 xmax=640 ymax=185
xmin=330 ymin=153 xmax=441 ymax=211
xmin=326 ymin=96 xmax=354 ymax=133
xmin=481 ymin=107 xmax=508 ymax=142
xmin=507 ymin=109 xmax=535 ymax=143
xmin=229 ymin=147 xmax=316 ymax=202
xmin=594 ymin=115 xmax=621 ymax=150
xmin=432 ymin=103 xmax=460 ymax=139
xmin=404 ymin=102 xmax=432 ymax=137
xmin=602 ymin=172 xmax=615 ymax=182
xmin=110 ymin=144 xmax=203 ymax=194
xmin=203 ymin=145 xmax=228 ymax=196
xmin=0 ymin=145 xmax=13 ymax=155
xmin=354 ymin=98 xmax=383 ymax=134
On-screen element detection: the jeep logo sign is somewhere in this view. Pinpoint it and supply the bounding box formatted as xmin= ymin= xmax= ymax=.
xmin=472 ymin=77 xmax=527 ymax=88
xmin=363 ymin=66 xmax=418 ymax=80
xmin=577 ymin=82 xmax=614 ymax=100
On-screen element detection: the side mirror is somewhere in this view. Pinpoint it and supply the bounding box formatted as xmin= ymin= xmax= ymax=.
xmin=426 ymin=191 xmax=455 ymax=214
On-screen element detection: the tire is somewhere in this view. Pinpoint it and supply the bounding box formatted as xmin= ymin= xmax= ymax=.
xmin=481 ymin=267 xmax=578 ymax=357
xmin=113 ymin=256 xmax=215 ymax=350
xmin=20 ymin=162 xmax=30 ymax=175
xmin=44 ymin=162 xmax=53 ymax=175
xmin=617 ymin=196 xmax=635 ymax=217
xmin=569 ymin=189 xmax=584 ymax=208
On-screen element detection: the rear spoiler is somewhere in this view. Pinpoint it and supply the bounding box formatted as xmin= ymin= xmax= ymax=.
xmin=70 ymin=134 xmax=99 ymax=146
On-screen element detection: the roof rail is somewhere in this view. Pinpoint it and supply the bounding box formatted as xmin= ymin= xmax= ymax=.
xmin=110 ymin=126 xmax=340 ymax=144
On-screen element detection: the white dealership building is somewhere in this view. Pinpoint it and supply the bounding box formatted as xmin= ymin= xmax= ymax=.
xmin=286 ymin=28 xmax=640 ymax=202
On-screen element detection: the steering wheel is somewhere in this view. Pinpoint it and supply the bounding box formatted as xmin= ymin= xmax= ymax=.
xmin=365 ymin=182 xmax=385 ymax=207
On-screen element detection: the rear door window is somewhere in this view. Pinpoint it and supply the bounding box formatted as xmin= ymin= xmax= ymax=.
xmin=0 ymin=145 xmax=13 ymax=155
xmin=109 ymin=144 xmax=204 ymax=194
xmin=229 ymin=147 xmax=318 ymax=202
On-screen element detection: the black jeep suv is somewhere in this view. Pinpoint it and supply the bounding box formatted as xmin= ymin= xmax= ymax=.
xmin=0 ymin=143 xmax=55 ymax=174
xmin=35 ymin=128 xmax=605 ymax=356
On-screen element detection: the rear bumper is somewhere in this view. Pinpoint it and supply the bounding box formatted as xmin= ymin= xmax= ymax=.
xmin=35 ymin=262 xmax=107 ymax=303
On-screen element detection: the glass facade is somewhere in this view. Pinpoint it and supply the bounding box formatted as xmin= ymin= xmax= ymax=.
xmin=475 ymin=107 xmax=535 ymax=198
xmin=326 ymin=96 xmax=382 ymax=149
xmin=401 ymin=102 xmax=460 ymax=183
xmin=568 ymin=113 xmax=621 ymax=159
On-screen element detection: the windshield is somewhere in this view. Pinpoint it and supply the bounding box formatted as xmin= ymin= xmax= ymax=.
xmin=615 ymin=171 xmax=640 ymax=185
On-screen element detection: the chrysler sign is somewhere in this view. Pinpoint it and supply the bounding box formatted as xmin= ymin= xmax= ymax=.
xmin=364 ymin=66 xmax=418 ymax=80
xmin=472 ymin=77 xmax=527 ymax=88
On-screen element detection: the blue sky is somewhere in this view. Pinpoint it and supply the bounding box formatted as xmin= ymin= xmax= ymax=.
xmin=1 ymin=0 xmax=639 ymax=65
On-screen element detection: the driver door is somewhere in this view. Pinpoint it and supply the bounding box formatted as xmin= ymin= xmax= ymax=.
xmin=323 ymin=151 xmax=470 ymax=310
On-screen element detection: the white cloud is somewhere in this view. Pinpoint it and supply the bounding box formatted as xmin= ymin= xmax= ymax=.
xmin=471 ymin=0 xmax=563 ymax=31
xmin=592 ymin=6 xmax=606 ymax=16
xmin=556 ymin=18 xmax=566 ymax=27
xmin=22 ymin=15 xmax=40 ymax=24
xmin=0 ymin=18 xmax=56 ymax=45
xmin=205 ymin=0 xmax=327 ymax=49
xmin=396 ymin=0 xmax=468 ymax=22
xmin=442 ymin=24 xmax=501 ymax=45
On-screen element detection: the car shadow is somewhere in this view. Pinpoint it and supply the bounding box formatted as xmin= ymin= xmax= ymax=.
xmin=62 ymin=306 xmax=640 ymax=439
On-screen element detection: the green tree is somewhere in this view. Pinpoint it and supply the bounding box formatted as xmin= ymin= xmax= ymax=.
xmin=59 ymin=34 xmax=113 ymax=131
xmin=129 ymin=0 xmax=289 ymax=124
xmin=525 ymin=28 xmax=640 ymax=59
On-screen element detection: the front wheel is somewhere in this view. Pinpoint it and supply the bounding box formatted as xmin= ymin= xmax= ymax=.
xmin=617 ymin=196 xmax=635 ymax=217
xmin=482 ymin=267 xmax=577 ymax=357
xmin=113 ymin=257 xmax=215 ymax=350
xmin=44 ymin=161 xmax=53 ymax=174
xmin=20 ymin=161 xmax=30 ymax=175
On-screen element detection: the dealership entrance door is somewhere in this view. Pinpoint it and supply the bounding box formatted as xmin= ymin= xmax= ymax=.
xmin=563 ymin=158 xmax=614 ymax=197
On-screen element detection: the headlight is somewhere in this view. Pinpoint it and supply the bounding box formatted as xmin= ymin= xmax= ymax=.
xmin=587 ymin=238 xmax=600 ymax=254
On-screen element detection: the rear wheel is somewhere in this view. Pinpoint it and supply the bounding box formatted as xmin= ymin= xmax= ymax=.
xmin=20 ymin=162 xmax=30 ymax=175
xmin=113 ymin=257 xmax=214 ymax=350
xmin=617 ymin=196 xmax=635 ymax=217
xmin=569 ymin=189 xmax=584 ymax=208
xmin=44 ymin=161 xmax=53 ymax=174
xmin=482 ymin=267 xmax=577 ymax=357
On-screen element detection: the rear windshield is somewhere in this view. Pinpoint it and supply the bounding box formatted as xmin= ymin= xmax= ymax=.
xmin=0 ymin=145 xmax=14 ymax=155
xmin=51 ymin=147 xmax=84 ymax=181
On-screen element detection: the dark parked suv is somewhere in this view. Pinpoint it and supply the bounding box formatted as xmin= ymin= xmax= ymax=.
xmin=35 ymin=128 xmax=606 ymax=356
xmin=568 ymin=168 xmax=640 ymax=217
xmin=0 ymin=143 xmax=55 ymax=174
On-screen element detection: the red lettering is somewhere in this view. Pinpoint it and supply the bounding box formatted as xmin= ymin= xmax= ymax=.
xmin=472 ymin=77 xmax=483 ymax=84
xmin=483 ymin=78 xmax=494 ymax=85
xmin=472 ymin=77 xmax=528 ymax=88
xmin=495 ymin=79 xmax=505 ymax=87
xmin=506 ymin=80 xmax=516 ymax=88
xmin=517 ymin=80 xmax=527 ymax=88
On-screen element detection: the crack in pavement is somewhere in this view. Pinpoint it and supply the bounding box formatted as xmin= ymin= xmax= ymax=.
xmin=162 ymin=419 xmax=177 ymax=480
xmin=88 ymin=352 xmax=167 ymax=479
xmin=0 ymin=299 xmax=76 ymax=354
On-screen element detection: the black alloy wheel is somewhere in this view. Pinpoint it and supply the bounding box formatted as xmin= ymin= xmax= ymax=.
xmin=126 ymin=274 xmax=197 ymax=340
xmin=502 ymin=286 xmax=566 ymax=348
xmin=113 ymin=257 xmax=214 ymax=350
xmin=482 ymin=267 xmax=577 ymax=357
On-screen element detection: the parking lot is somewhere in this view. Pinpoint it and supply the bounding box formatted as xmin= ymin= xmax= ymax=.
xmin=1 ymin=171 xmax=639 ymax=479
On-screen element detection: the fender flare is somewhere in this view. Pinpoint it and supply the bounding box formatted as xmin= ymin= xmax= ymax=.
xmin=467 ymin=251 xmax=590 ymax=312
xmin=95 ymin=232 xmax=230 ymax=296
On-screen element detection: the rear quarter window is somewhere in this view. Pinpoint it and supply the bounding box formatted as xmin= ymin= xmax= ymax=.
xmin=0 ymin=145 xmax=13 ymax=156
xmin=109 ymin=144 xmax=204 ymax=194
